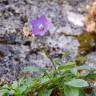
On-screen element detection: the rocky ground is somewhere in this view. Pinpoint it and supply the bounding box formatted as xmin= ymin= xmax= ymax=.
xmin=0 ymin=0 xmax=96 ymax=95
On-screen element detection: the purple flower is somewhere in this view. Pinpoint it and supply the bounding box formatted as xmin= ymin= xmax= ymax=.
xmin=32 ymin=15 xmax=53 ymax=36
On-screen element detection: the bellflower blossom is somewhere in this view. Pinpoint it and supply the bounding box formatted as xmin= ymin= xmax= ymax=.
xmin=32 ymin=15 xmax=53 ymax=36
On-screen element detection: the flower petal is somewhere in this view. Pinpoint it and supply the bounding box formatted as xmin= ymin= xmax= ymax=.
xmin=32 ymin=15 xmax=53 ymax=36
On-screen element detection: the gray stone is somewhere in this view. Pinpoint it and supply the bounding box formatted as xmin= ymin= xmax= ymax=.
xmin=85 ymin=52 xmax=96 ymax=67
xmin=41 ymin=35 xmax=80 ymax=63
xmin=0 ymin=0 xmax=92 ymax=83
xmin=67 ymin=11 xmax=84 ymax=27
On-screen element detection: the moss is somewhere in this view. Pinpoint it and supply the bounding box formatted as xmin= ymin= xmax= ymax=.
xmin=76 ymin=55 xmax=87 ymax=65
xmin=77 ymin=32 xmax=96 ymax=55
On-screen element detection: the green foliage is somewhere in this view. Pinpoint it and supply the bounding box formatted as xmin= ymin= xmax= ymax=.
xmin=79 ymin=89 xmax=86 ymax=96
xmin=64 ymin=86 xmax=79 ymax=96
xmin=0 ymin=61 xmax=96 ymax=96
xmin=38 ymin=89 xmax=52 ymax=96
xmin=23 ymin=66 xmax=44 ymax=73
xmin=76 ymin=65 xmax=96 ymax=71
xmin=76 ymin=56 xmax=87 ymax=65
xmin=65 ymin=79 xmax=88 ymax=88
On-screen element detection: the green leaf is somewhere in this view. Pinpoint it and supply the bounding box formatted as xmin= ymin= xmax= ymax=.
xmin=0 ymin=85 xmax=10 ymax=96
xmin=53 ymin=59 xmax=61 ymax=66
xmin=40 ymin=76 xmax=50 ymax=84
xmin=0 ymin=89 xmax=9 ymax=96
xmin=64 ymin=86 xmax=79 ymax=96
xmin=18 ymin=77 xmax=37 ymax=94
xmin=63 ymin=51 xmax=70 ymax=57
xmin=58 ymin=62 xmax=76 ymax=70
xmin=76 ymin=65 xmax=96 ymax=71
xmin=85 ymin=74 xmax=96 ymax=79
xmin=38 ymin=89 xmax=52 ymax=96
xmin=23 ymin=66 xmax=44 ymax=73
xmin=9 ymin=89 xmax=15 ymax=95
xmin=2 ymin=85 xmax=9 ymax=89
xmin=76 ymin=56 xmax=87 ymax=65
xmin=71 ymin=68 xmax=78 ymax=75
xmin=79 ymin=89 xmax=86 ymax=96
xmin=12 ymin=81 xmax=18 ymax=89
xmin=16 ymin=77 xmax=38 ymax=95
xmin=65 ymin=79 xmax=88 ymax=88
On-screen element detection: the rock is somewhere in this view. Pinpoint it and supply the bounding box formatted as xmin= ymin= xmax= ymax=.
xmin=93 ymin=87 xmax=96 ymax=96
xmin=0 ymin=0 xmax=92 ymax=83
xmin=54 ymin=26 xmax=83 ymax=36
xmin=24 ymin=0 xmax=33 ymax=4
xmin=67 ymin=0 xmax=84 ymax=6
xmin=0 ymin=0 xmax=89 ymax=37
xmin=26 ymin=51 xmax=53 ymax=68
xmin=85 ymin=52 xmax=96 ymax=67
xmin=67 ymin=11 xmax=84 ymax=27
xmin=41 ymin=35 xmax=80 ymax=63
xmin=61 ymin=4 xmax=85 ymax=35
xmin=0 ymin=45 xmax=30 ymax=82
xmin=0 ymin=44 xmax=54 ymax=82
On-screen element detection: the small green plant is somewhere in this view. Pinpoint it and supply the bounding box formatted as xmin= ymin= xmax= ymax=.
xmin=0 ymin=61 xmax=96 ymax=96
